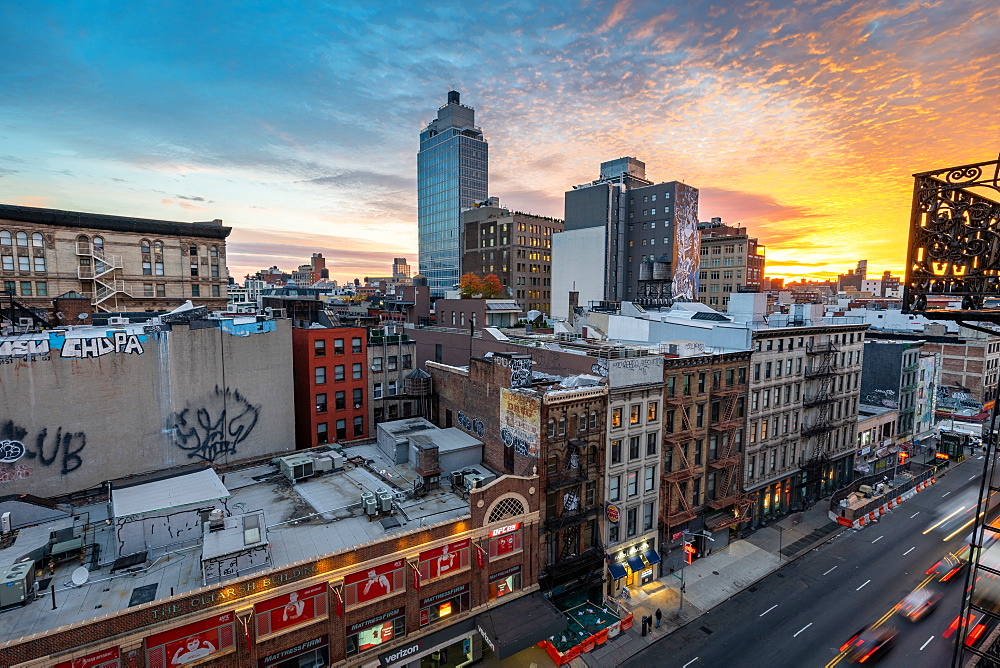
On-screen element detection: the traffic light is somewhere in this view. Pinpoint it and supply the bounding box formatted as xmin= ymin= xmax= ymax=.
xmin=684 ymin=543 xmax=697 ymax=565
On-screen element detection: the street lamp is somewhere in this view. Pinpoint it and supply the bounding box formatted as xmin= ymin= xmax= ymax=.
xmin=676 ymin=530 xmax=715 ymax=611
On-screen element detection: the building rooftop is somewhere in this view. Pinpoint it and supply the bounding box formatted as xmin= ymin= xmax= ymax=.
xmin=0 ymin=203 xmax=230 ymax=239
xmin=0 ymin=443 xmax=473 ymax=644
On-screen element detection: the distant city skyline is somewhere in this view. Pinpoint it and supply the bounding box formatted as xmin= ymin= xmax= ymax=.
xmin=1 ymin=2 xmax=997 ymax=285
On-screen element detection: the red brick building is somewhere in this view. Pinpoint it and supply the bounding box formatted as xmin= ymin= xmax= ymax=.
xmin=293 ymin=325 xmax=369 ymax=447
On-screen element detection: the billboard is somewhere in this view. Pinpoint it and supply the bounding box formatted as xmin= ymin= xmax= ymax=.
xmin=607 ymin=356 xmax=664 ymax=388
xmin=500 ymin=389 xmax=541 ymax=457
xmin=253 ymin=583 xmax=327 ymax=638
xmin=145 ymin=612 xmax=235 ymax=667
xmin=344 ymin=559 xmax=405 ymax=605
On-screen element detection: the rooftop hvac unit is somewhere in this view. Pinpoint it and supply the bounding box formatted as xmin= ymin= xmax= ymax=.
xmin=451 ymin=471 xmax=464 ymax=487
xmin=465 ymin=474 xmax=485 ymax=490
xmin=0 ymin=562 xmax=34 ymax=607
xmin=311 ymin=454 xmax=333 ymax=473
xmin=17 ymin=318 xmax=33 ymax=328
xmin=108 ymin=317 xmax=129 ymax=326
xmin=377 ymin=491 xmax=393 ymax=513
xmin=330 ymin=452 xmax=344 ymax=471
xmin=276 ymin=454 xmax=315 ymax=483
xmin=362 ymin=492 xmax=378 ymax=516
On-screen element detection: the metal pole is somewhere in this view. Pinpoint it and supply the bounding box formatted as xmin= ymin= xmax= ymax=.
xmin=778 ymin=525 xmax=783 ymax=560
xmin=50 ymin=585 xmax=56 ymax=610
xmin=678 ymin=564 xmax=685 ymax=612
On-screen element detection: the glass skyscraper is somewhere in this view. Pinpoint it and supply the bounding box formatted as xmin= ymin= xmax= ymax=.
xmin=417 ymin=90 xmax=488 ymax=297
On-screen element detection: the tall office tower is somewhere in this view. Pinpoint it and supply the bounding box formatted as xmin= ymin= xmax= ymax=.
xmin=392 ymin=257 xmax=411 ymax=281
xmin=551 ymin=157 xmax=699 ymax=317
xmin=417 ymin=90 xmax=488 ymax=298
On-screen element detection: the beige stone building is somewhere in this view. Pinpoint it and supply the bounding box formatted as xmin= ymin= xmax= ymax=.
xmin=0 ymin=203 xmax=230 ymax=314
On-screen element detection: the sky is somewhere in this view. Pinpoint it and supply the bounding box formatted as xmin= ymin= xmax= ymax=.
xmin=1 ymin=1 xmax=998 ymax=284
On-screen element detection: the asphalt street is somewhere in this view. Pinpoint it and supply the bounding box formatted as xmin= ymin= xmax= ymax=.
xmin=625 ymin=459 xmax=990 ymax=668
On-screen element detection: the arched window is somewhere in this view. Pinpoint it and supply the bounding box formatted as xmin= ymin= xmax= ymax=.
xmin=31 ymin=233 xmax=43 ymax=248
xmin=15 ymin=232 xmax=28 ymax=247
xmin=209 ymin=245 xmax=218 ymax=258
xmin=77 ymin=234 xmax=89 ymax=242
xmin=153 ymin=240 xmax=163 ymax=252
xmin=141 ymin=239 xmax=151 ymax=254
xmin=488 ymin=496 xmax=526 ymax=523
xmin=0 ymin=231 xmax=10 ymax=245
xmin=93 ymin=236 xmax=104 ymax=251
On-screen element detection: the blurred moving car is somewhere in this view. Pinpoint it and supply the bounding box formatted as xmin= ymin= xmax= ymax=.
xmin=927 ymin=547 xmax=970 ymax=582
xmin=841 ymin=625 xmax=899 ymax=663
xmin=898 ymin=588 xmax=943 ymax=622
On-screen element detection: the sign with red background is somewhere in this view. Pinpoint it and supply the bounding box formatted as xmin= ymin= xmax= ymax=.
xmin=253 ymin=583 xmax=327 ymax=637
xmin=418 ymin=538 xmax=470 ymax=580
xmin=145 ymin=612 xmax=235 ymax=668
xmin=54 ymin=647 xmax=120 ymax=668
xmin=344 ymin=559 xmax=405 ymax=605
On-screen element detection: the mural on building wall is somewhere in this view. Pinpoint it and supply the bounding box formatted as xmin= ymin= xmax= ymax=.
xmin=456 ymin=411 xmax=485 ymax=438
xmin=0 ymin=330 xmax=146 ymax=362
xmin=672 ymin=184 xmax=700 ymax=301
xmin=500 ymin=389 xmax=540 ymax=457
xmin=172 ymin=386 xmax=260 ymax=463
xmin=0 ymin=420 xmax=87 ymax=481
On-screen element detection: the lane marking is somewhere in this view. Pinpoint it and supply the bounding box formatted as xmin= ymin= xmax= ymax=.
xmin=683 ymin=659 xmax=699 ymax=668
xmin=857 ymin=580 xmax=871 ymax=591
xmin=904 ymin=547 xmax=915 ymax=555
xmin=920 ymin=636 xmax=934 ymax=651
xmin=825 ymin=651 xmax=847 ymax=668
xmin=823 ymin=566 xmax=838 ymax=575
xmin=759 ymin=604 xmax=778 ymax=616
xmin=794 ymin=622 xmax=813 ymax=638
xmin=942 ymin=491 xmax=952 ymax=498
xmin=971 ymin=475 xmax=978 ymax=481
xmin=872 ymin=536 xmax=883 ymax=544
xmin=910 ymin=512 xmax=920 ymax=518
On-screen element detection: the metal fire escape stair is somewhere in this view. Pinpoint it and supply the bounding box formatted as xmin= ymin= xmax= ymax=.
xmin=77 ymin=242 xmax=131 ymax=312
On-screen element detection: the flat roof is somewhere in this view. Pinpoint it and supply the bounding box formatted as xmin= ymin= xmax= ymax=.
xmin=0 ymin=444 xmax=472 ymax=644
xmin=0 ymin=203 xmax=230 ymax=239
xmin=111 ymin=468 xmax=230 ymax=517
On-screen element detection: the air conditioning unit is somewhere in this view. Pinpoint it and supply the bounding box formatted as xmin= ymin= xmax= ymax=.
xmin=330 ymin=452 xmax=344 ymax=471
xmin=378 ymin=491 xmax=393 ymax=513
xmin=1 ymin=512 xmax=10 ymax=534
xmin=465 ymin=475 xmax=485 ymax=490
xmin=451 ymin=471 xmax=464 ymax=487
xmin=311 ymin=454 xmax=334 ymax=473
xmin=108 ymin=317 xmax=129 ymax=326
xmin=17 ymin=318 xmax=32 ymax=328
xmin=276 ymin=454 xmax=315 ymax=483
xmin=362 ymin=492 xmax=377 ymax=516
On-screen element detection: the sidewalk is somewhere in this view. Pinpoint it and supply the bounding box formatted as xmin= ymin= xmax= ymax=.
xmin=573 ymin=460 xmax=969 ymax=668
xmin=573 ymin=501 xmax=849 ymax=668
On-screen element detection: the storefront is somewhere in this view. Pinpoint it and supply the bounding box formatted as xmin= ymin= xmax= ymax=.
xmin=606 ymin=538 xmax=658 ymax=594
xmin=259 ymin=636 xmax=329 ymax=668
xmin=378 ymin=618 xmax=479 ymax=668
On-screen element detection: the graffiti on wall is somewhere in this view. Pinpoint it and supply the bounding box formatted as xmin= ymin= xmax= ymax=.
xmin=456 ymin=411 xmax=485 ymax=438
xmin=509 ymin=357 xmax=532 ymax=389
xmin=172 ymin=386 xmax=260 ymax=463
xmin=0 ymin=331 xmax=147 ymax=363
xmin=60 ymin=331 xmax=144 ymax=358
xmin=0 ymin=420 xmax=88 ymax=478
xmin=500 ymin=389 xmax=541 ymax=457
xmin=672 ymin=184 xmax=700 ymax=301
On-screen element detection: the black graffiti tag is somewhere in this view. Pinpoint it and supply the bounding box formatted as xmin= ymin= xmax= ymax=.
xmin=457 ymin=411 xmax=485 ymax=438
xmin=500 ymin=427 xmax=531 ymax=456
xmin=0 ymin=420 xmax=86 ymax=474
xmin=172 ymin=386 xmax=260 ymax=463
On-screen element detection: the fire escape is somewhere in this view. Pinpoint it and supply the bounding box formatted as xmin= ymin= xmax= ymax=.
xmin=661 ymin=396 xmax=697 ymax=529
xmin=705 ymin=382 xmax=752 ymax=530
xmin=77 ymin=240 xmax=131 ymax=312
xmin=799 ymin=341 xmax=838 ymax=492
xmin=900 ymin=155 xmax=1000 ymax=666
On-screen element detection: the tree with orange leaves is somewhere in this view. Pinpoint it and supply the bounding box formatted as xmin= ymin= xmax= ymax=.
xmin=481 ymin=273 xmax=505 ymax=298
xmin=458 ymin=272 xmax=484 ymax=298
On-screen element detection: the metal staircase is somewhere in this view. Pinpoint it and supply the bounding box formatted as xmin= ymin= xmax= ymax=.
xmin=76 ymin=241 xmax=131 ymax=312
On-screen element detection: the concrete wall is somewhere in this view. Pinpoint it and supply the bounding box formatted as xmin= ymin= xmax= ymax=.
xmin=551 ymin=226 xmax=607 ymax=319
xmin=0 ymin=319 xmax=294 ymax=497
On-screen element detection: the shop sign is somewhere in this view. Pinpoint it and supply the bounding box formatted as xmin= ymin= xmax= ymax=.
xmin=54 ymin=647 xmax=120 ymax=668
xmin=253 ymin=583 xmax=327 ymax=637
xmin=606 ymin=504 xmax=620 ymax=524
xmin=259 ymin=636 xmax=327 ymax=667
xmin=344 ymin=559 xmax=405 ymax=605
xmin=145 ymin=612 xmax=235 ymax=666
xmin=489 ymin=523 xmax=521 ymax=538
xmin=418 ymin=538 xmax=470 ymax=580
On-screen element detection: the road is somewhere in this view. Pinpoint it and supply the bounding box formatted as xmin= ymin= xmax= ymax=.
xmin=625 ymin=459 xmax=990 ymax=668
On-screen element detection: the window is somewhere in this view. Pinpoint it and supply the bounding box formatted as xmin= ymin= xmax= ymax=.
xmin=156 ymin=284 xmax=166 ymax=297
xmin=388 ymin=380 xmax=397 ymax=395
xmin=589 ymin=412 xmax=598 ymax=429
xmin=630 ymin=404 xmax=640 ymax=425
xmin=316 ymin=393 xmax=327 ymax=413
xmin=17 ymin=255 xmax=29 ymax=271
xmin=627 ymin=507 xmax=637 ymax=537
xmin=611 ymin=440 xmax=622 ymax=465
xmin=611 ymin=407 xmax=623 ymax=428
xmin=644 ymin=466 xmax=656 ymax=492
xmin=32 ymin=256 xmax=45 ymax=272
xmin=15 ymin=232 xmax=27 ymax=247
xmin=191 ymin=284 xmax=200 ymax=297
xmin=627 ymin=471 xmax=638 ymax=497
xmin=352 ymin=363 xmax=362 ymax=380
xmin=141 ymin=239 xmax=151 ymax=253
xmin=210 ymin=264 xmax=220 ymax=278
xmin=374 ymin=383 xmax=383 ymax=399
xmin=352 ymin=337 xmax=362 ymax=353
xmin=189 ymin=244 xmax=197 ymax=255
xmin=629 ymin=436 xmax=640 ymax=460
xmin=3 ymin=280 xmax=13 ymax=295
xmin=1 ymin=256 xmax=12 ymax=271
xmin=354 ymin=416 xmax=364 ymax=437
xmin=609 ymin=475 xmax=621 ymax=501
xmin=314 ymin=339 xmax=326 ymax=356
xmin=647 ymin=402 xmax=658 ymax=422
xmin=609 ymin=522 xmax=620 ymax=544
xmin=155 ymin=261 xmax=164 ymax=275
xmin=143 ymin=283 xmax=154 ymax=297
xmin=333 ymin=365 xmax=345 ymax=381
xmin=402 ymin=354 xmax=412 ymax=369
xmin=353 ymin=388 xmax=363 ymax=407
xmin=372 ymin=357 xmax=383 ymax=372
xmin=558 ymin=417 xmax=566 ymax=435
xmin=190 ymin=260 xmax=199 ymax=277
xmin=92 ymin=236 xmax=104 ymax=251
xmin=210 ymin=245 xmax=219 ymax=257
xmin=317 ymin=423 xmax=328 ymax=445
xmin=335 ymin=391 xmax=346 ymax=410
xmin=142 ymin=259 xmax=152 ymax=275
xmin=388 ymin=355 xmax=398 ymax=371
xmin=336 ymin=419 xmax=347 ymax=440
xmin=0 ymin=231 xmax=9 ymax=245
xmin=578 ymin=414 xmax=587 ymax=433
xmin=35 ymin=281 xmax=47 ymax=296
xmin=646 ymin=432 xmax=658 ymax=456
xmin=315 ymin=366 xmax=326 ymax=384
xmin=20 ymin=281 xmax=31 ymax=296
xmin=154 ymin=240 xmax=163 ymax=253
xmin=211 ymin=285 xmax=220 ymax=297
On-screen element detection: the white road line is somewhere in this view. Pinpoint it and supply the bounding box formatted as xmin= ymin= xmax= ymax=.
xmin=979 ymin=456 xmax=985 ymax=460
xmin=910 ymin=512 xmax=920 ymax=518
xmin=942 ymin=491 xmax=952 ymax=498
xmin=857 ymin=580 xmax=871 ymax=591
xmin=823 ymin=566 xmax=838 ymax=575
xmin=683 ymin=659 xmax=699 ymax=668
xmin=971 ymin=475 xmax=978 ymax=481
xmin=920 ymin=636 xmax=934 ymax=651
xmin=759 ymin=604 xmax=778 ymax=617
xmin=872 ymin=536 xmax=883 ymax=544
xmin=793 ymin=623 xmax=813 ymax=638
xmin=904 ymin=547 xmax=915 ymax=555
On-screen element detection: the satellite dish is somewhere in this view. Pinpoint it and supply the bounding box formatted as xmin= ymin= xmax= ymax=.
xmin=55 ymin=312 xmax=65 ymax=319
xmin=71 ymin=566 xmax=90 ymax=586
xmin=77 ymin=313 xmax=90 ymax=320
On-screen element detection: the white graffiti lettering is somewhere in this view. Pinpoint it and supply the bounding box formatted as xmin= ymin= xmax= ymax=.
xmin=0 ymin=440 xmax=25 ymax=463
xmin=0 ymin=339 xmax=50 ymax=358
xmin=61 ymin=333 xmax=144 ymax=359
